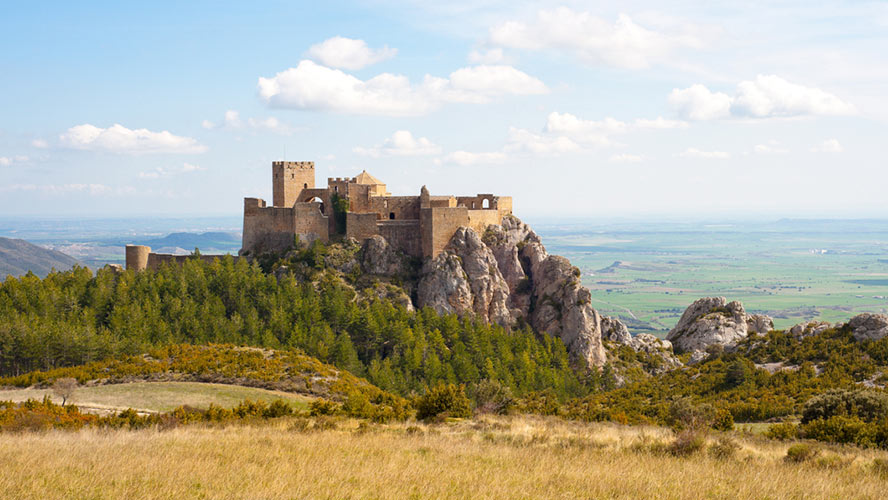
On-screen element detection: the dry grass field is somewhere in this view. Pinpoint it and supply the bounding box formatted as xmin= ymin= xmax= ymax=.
xmin=2 ymin=415 xmax=887 ymax=499
xmin=0 ymin=382 xmax=313 ymax=413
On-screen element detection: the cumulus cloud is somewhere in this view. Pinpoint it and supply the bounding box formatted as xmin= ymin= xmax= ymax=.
xmin=670 ymin=76 xmax=855 ymax=120
xmin=811 ymin=139 xmax=844 ymax=153
xmin=488 ymin=8 xmax=702 ymax=69
xmin=257 ymin=60 xmax=547 ymax=116
xmin=669 ymin=84 xmax=733 ymax=120
xmin=609 ymin=153 xmax=646 ymax=163
xmin=353 ymin=130 xmax=442 ymax=157
xmin=504 ymin=127 xmax=580 ymax=154
xmin=435 ymin=151 xmax=508 ymax=166
xmin=468 ymin=48 xmax=506 ymax=64
xmin=0 ymin=155 xmax=28 ymax=166
xmin=59 ymin=124 xmax=206 ymax=154
xmin=679 ymin=147 xmax=730 ymax=159
xmin=307 ymin=36 xmax=397 ymax=70
xmin=544 ymin=112 xmax=625 ymax=146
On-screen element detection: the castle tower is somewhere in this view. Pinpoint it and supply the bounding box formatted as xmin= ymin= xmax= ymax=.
xmin=272 ymin=161 xmax=315 ymax=208
xmin=125 ymin=245 xmax=151 ymax=272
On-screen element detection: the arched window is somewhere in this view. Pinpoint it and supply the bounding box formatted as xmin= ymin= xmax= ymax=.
xmin=389 ymin=212 xmax=395 ymax=220
xmin=303 ymin=183 xmax=308 ymax=189
xmin=482 ymin=198 xmax=490 ymax=209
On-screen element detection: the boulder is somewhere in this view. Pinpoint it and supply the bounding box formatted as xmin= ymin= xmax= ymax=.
xmin=848 ymin=313 xmax=888 ymax=341
xmin=787 ymin=320 xmax=833 ymax=339
xmin=601 ymin=316 xmax=632 ymax=344
xmin=628 ymin=334 xmax=683 ymax=373
xmin=666 ymin=297 xmax=749 ymax=353
xmin=360 ymin=235 xmax=410 ymax=276
xmin=746 ymin=314 xmax=774 ymax=336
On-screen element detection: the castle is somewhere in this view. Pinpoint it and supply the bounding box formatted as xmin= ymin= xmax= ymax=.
xmin=241 ymin=161 xmax=513 ymax=258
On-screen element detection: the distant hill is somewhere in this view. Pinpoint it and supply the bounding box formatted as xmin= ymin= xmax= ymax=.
xmin=0 ymin=237 xmax=82 ymax=279
xmin=138 ymin=232 xmax=240 ymax=252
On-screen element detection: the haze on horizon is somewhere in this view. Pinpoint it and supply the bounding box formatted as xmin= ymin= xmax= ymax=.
xmin=1 ymin=1 xmax=886 ymax=220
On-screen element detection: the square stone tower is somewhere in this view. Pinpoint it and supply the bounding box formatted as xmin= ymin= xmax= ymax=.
xmin=272 ymin=161 xmax=315 ymax=208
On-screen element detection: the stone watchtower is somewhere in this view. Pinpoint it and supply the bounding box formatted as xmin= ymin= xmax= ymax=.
xmin=272 ymin=161 xmax=315 ymax=208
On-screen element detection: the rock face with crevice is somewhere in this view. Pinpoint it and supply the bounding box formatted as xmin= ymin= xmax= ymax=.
xmin=848 ymin=313 xmax=888 ymax=341
xmin=416 ymin=215 xmax=606 ymax=368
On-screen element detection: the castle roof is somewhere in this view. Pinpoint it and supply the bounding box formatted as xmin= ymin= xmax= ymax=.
xmin=353 ymin=170 xmax=384 ymax=185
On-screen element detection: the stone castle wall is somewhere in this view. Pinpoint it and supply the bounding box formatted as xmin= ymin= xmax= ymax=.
xmin=378 ymin=220 xmax=422 ymax=257
xmin=125 ymin=245 xmax=236 ymax=272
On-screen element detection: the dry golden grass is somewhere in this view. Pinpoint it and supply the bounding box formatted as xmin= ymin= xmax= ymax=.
xmin=1 ymin=415 xmax=887 ymax=499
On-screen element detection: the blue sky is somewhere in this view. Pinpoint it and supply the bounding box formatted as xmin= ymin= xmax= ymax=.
xmin=1 ymin=1 xmax=886 ymax=218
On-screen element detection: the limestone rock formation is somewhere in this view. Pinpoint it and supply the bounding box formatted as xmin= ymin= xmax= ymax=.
xmin=787 ymin=320 xmax=833 ymax=339
xmin=628 ymin=334 xmax=683 ymax=373
xmin=601 ymin=316 xmax=632 ymax=344
xmin=848 ymin=313 xmax=888 ymax=341
xmin=416 ymin=216 xmax=607 ymax=368
xmin=666 ymin=297 xmax=750 ymax=353
xmin=529 ymin=255 xmax=606 ymax=368
xmin=746 ymin=314 xmax=774 ymax=336
xmin=360 ymin=235 xmax=410 ymax=277
xmin=417 ymin=228 xmax=511 ymax=326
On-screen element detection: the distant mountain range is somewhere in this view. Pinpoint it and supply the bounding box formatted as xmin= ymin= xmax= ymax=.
xmin=138 ymin=232 xmax=240 ymax=252
xmin=0 ymin=237 xmax=81 ymax=279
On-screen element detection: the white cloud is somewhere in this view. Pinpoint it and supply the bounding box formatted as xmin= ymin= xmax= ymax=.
xmin=353 ymin=130 xmax=442 ymax=157
xmin=609 ymin=153 xmax=646 ymax=163
xmin=468 ymin=48 xmax=505 ymax=64
xmin=139 ymin=162 xmax=207 ymax=179
xmin=732 ymin=75 xmax=856 ymax=118
xmin=679 ymin=147 xmax=730 ymax=159
xmin=307 ymin=36 xmax=397 ymax=70
xmin=204 ymin=110 xmax=294 ymax=135
xmin=669 ymin=84 xmax=733 ymax=120
xmin=0 ymin=155 xmax=31 ymax=166
xmin=0 ymin=157 xmax=9 ymax=166
xmin=31 ymin=139 xmax=48 ymax=149
xmin=753 ymin=141 xmax=789 ymax=154
xmin=671 ymin=76 xmax=855 ymax=120
xmin=59 ymin=124 xmax=206 ymax=154
xmin=634 ymin=117 xmax=689 ymax=129
xmin=488 ymin=9 xmax=702 ymax=69
xmin=544 ymin=112 xmax=625 ymax=146
xmin=436 ymin=151 xmax=508 ymax=166
xmin=811 ymin=138 xmax=844 ymax=153
xmin=258 ymin=60 xmax=547 ymax=116
xmin=504 ymin=127 xmax=580 ymax=154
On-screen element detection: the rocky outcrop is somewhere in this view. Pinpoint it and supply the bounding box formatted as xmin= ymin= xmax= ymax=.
xmin=417 ymin=228 xmax=511 ymax=326
xmin=787 ymin=320 xmax=833 ymax=339
xmin=360 ymin=235 xmax=411 ymax=277
xmin=601 ymin=316 xmax=632 ymax=344
xmin=416 ymin=216 xmax=607 ymax=368
xmin=747 ymin=314 xmax=774 ymax=336
xmin=529 ymin=255 xmax=606 ymax=367
xmin=848 ymin=313 xmax=888 ymax=341
xmin=666 ymin=297 xmax=750 ymax=353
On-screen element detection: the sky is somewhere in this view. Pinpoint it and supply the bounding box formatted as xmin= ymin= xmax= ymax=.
xmin=1 ymin=0 xmax=886 ymax=219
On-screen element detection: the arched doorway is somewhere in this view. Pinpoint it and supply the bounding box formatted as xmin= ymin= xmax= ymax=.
xmin=307 ymin=196 xmax=325 ymax=214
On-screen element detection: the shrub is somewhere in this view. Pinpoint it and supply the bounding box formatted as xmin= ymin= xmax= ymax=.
xmin=708 ymin=436 xmax=740 ymax=460
xmin=668 ymin=429 xmax=707 ymax=457
xmin=517 ymin=390 xmax=561 ymax=416
xmin=414 ymin=384 xmax=472 ymax=421
xmin=309 ymin=399 xmax=341 ymax=417
xmin=468 ymin=379 xmax=514 ymax=415
xmin=785 ymin=443 xmax=819 ymax=463
xmin=765 ymin=422 xmax=798 ymax=441
xmin=263 ymin=399 xmax=294 ymax=418
xmin=712 ymin=408 xmax=734 ymax=431
xmin=801 ymin=389 xmax=888 ymax=424
xmin=799 ymin=415 xmax=873 ymax=446
xmin=668 ymin=398 xmax=715 ymax=432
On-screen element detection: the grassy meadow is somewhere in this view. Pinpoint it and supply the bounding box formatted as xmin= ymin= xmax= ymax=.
xmin=0 ymin=381 xmax=312 ymax=413
xmin=2 ymin=415 xmax=887 ymax=499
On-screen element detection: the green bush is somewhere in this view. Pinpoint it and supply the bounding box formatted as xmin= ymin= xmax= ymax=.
xmin=765 ymin=422 xmax=798 ymax=441
xmin=712 ymin=408 xmax=734 ymax=431
xmin=468 ymin=379 xmax=514 ymax=415
xmin=415 ymin=384 xmax=472 ymax=421
xmin=785 ymin=443 xmax=819 ymax=463
xmin=801 ymin=389 xmax=888 ymax=424
xmin=309 ymin=399 xmax=341 ymax=416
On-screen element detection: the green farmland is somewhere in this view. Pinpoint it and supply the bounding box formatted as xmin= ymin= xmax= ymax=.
xmin=536 ymin=218 xmax=888 ymax=335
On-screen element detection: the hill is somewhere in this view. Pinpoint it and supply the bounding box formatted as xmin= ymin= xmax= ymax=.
xmin=0 ymin=237 xmax=81 ymax=278
xmin=138 ymin=231 xmax=240 ymax=253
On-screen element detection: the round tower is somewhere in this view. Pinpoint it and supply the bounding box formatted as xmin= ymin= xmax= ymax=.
xmin=125 ymin=245 xmax=151 ymax=272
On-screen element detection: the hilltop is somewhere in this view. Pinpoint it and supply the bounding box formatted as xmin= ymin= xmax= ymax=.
xmin=0 ymin=237 xmax=81 ymax=278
